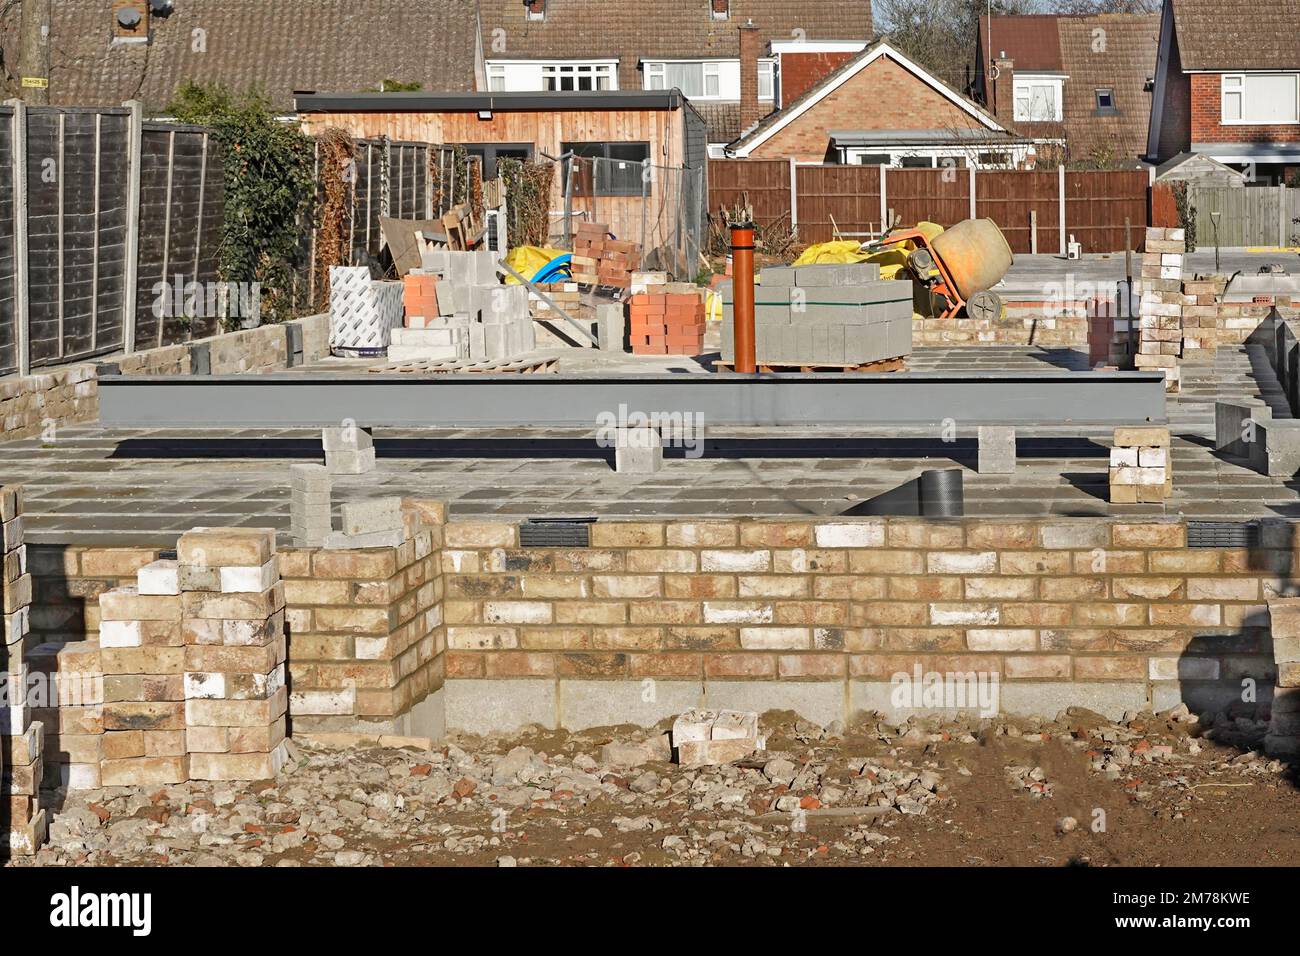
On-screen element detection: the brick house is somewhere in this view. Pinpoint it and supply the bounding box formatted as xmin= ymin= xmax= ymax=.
xmin=971 ymin=12 xmax=1160 ymax=167
xmin=476 ymin=0 xmax=872 ymax=155
xmin=1146 ymin=0 xmax=1300 ymax=183
xmin=725 ymin=41 xmax=1037 ymax=169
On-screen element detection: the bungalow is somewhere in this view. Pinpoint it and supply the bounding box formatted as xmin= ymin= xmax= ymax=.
xmin=1146 ymin=0 xmax=1300 ymax=183
xmin=725 ymin=41 xmax=1039 ymax=169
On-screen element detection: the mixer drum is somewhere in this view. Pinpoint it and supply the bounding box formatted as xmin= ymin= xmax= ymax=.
xmin=929 ymin=218 xmax=1014 ymax=302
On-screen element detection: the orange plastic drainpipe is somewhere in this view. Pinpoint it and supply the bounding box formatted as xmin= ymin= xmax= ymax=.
xmin=730 ymin=222 xmax=756 ymax=373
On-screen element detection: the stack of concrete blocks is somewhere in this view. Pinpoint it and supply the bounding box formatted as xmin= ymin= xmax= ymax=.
xmin=323 ymin=425 xmax=375 ymax=475
xmin=178 ymin=528 xmax=289 ymax=781
xmin=1 ymin=484 xmax=45 ymax=854
xmin=671 ymin=709 xmax=764 ymax=767
xmin=416 ymin=250 xmax=536 ymax=361
xmin=1086 ymin=286 xmax=1140 ymax=368
xmin=1137 ymin=228 xmax=1186 ymax=392
xmin=325 ymin=496 xmax=406 ymax=550
xmin=1266 ymin=599 xmax=1300 ymax=757
xmin=96 ymin=558 xmax=188 ymax=788
xmin=1109 ymin=426 xmax=1172 ymax=503
xmin=290 ymin=464 xmax=332 ymax=546
xmin=720 ymin=263 xmax=913 ymax=367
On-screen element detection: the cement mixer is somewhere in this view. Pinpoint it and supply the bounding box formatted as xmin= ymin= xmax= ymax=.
xmin=867 ymin=218 xmax=1014 ymax=321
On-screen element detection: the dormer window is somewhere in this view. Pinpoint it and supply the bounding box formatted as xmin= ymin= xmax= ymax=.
xmin=525 ymin=0 xmax=546 ymax=21
xmin=711 ymin=0 xmax=730 ymax=20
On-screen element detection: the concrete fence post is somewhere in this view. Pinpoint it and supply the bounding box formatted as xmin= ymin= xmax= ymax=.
xmin=968 ymin=164 xmax=977 ymax=220
xmin=122 ymin=99 xmax=143 ymax=355
xmin=789 ymin=157 xmax=798 ymax=231
xmin=878 ymin=164 xmax=887 ymax=235
xmin=7 ymin=99 xmax=30 ymax=375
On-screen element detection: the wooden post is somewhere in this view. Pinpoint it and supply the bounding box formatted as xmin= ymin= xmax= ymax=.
xmin=878 ymin=164 xmax=888 ymax=235
xmin=968 ymin=164 xmax=976 ymax=221
xmin=789 ymin=157 xmax=798 ymax=231
xmin=8 ymin=99 xmax=30 ymax=375
xmin=122 ymin=99 xmax=143 ymax=356
xmin=1057 ymin=165 xmax=1066 ymax=256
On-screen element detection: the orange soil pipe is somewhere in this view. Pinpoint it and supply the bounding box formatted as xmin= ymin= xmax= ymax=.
xmin=730 ymin=222 xmax=756 ymax=373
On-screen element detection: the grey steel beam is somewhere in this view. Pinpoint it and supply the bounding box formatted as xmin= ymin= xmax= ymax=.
xmin=98 ymin=372 xmax=1167 ymax=429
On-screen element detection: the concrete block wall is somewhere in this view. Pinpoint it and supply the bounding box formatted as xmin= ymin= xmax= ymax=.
xmin=0 ymin=314 xmax=330 ymax=444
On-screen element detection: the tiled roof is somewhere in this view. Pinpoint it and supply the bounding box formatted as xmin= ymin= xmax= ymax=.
xmin=976 ymin=12 xmax=1158 ymax=164
xmin=1171 ymin=0 xmax=1300 ymax=71
xmin=477 ymin=0 xmax=873 ymax=90
xmin=1058 ymin=14 xmax=1159 ymax=163
xmin=691 ymin=101 xmax=744 ymax=144
xmin=1 ymin=0 xmax=479 ymax=112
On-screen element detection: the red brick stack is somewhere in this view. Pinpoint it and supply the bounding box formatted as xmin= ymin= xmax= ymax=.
xmin=401 ymin=273 xmax=440 ymax=328
xmin=628 ymin=291 xmax=705 ymax=355
xmin=572 ymin=222 xmax=640 ymax=289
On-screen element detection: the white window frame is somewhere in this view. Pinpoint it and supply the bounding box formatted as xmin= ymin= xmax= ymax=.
xmin=758 ymin=60 xmax=775 ymax=101
xmin=1012 ymin=75 xmax=1064 ymax=122
xmin=1220 ymin=72 xmax=1300 ymax=125
xmin=483 ymin=59 xmax=619 ymax=93
xmin=644 ymin=60 xmax=722 ymax=99
xmin=842 ymin=145 xmax=1027 ymax=170
xmin=541 ymin=61 xmax=618 ymax=92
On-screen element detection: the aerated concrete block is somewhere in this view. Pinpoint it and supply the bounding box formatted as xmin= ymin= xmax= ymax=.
xmin=795 ymin=263 xmax=882 ymax=286
xmin=614 ymin=425 xmax=663 ymax=474
xmin=1215 ymin=401 xmax=1270 ymax=463
xmin=339 ymin=497 xmax=403 ymax=535
xmin=597 ymin=303 xmax=625 ymax=352
xmin=977 ymin=426 xmax=1016 ymax=474
xmin=1258 ymin=420 xmax=1300 ymax=477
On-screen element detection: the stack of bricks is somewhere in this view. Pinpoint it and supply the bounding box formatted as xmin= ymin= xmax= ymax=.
xmin=672 ymin=709 xmax=763 ymax=767
xmin=323 ymin=425 xmax=375 ymax=475
xmin=290 ymin=464 xmax=332 ymax=546
xmin=1109 ymin=426 xmax=1172 ymax=504
xmin=1180 ymin=276 xmax=1225 ymax=351
xmin=1137 ymin=227 xmax=1186 ymax=392
xmin=1 ymin=484 xmax=45 ymax=855
xmin=178 ymin=528 xmax=289 ymax=781
xmin=628 ymin=287 xmax=706 ymax=355
xmin=571 ymin=222 xmax=640 ymax=290
xmin=1266 ymin=598 xmax=1300 ymax=757
xmin=1086 ymin=290 xmax=1137 ymax=368
xmin=97 ymin=558 xmax=187 ymax=787
xmin=400 ymin=272 xmax=440 ymax=328
xmin=27 ymin=639 xmax=101 ymax=791
xmin=527 ymin=281 xmax=592 ymax=323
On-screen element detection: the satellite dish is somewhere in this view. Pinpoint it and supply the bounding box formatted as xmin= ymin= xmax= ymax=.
xmin=116 ymin=8 xmax=143 ymax=28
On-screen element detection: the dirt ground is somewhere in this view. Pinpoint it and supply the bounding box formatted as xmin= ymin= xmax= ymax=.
xmin=7 ymin=706 xmax=1298 ymax=868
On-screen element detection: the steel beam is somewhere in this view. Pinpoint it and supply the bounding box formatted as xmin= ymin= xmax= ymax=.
xmin=98 ymin=371 xmax=1167 ymax=429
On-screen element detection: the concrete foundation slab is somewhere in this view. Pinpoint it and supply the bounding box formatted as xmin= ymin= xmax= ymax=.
xmin=444 ymin=679 xmax=556 ymax=734
xmin=703 ymin=680 xmax=843 ymax=727
xmin=558 ymin=679 xmax=700 ymax=730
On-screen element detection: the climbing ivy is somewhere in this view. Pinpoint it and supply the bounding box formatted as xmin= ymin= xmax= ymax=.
xmin=168 ymin=82 xmax=317 ymax=323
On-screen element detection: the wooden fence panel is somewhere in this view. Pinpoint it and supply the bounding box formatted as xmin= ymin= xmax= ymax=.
xmin=1065 ymin=170 xmax=1148 ymax=253
xmin=1190 ymin=185 xmax=1294 ymax=247
xmin=976 ymin=171 xmax=1060 ymax=254
xmin=885 ymin=168 xmax=969 ymax=231
xmin=795 ymin=164 xmax=881 ymax=244
xmin=706 ymin=159 xmax=790 ymax=227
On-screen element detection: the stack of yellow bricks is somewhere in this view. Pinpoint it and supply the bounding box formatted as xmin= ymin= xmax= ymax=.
xmin=1136 ymin=227 xmax=1185 ymax=392
xmin=2 ymin=484 xmax=45 ymax=855
xmin=1109 ymin=426 xmax=1172 ymax=503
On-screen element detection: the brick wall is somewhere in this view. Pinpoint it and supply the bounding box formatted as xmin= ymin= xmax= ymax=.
xmin=1190 ymin=73 xmax=1300 ymax=146
xmin=751 ymin=56 xmax=984 ymax=162
xmin=26 ymin=514 xmax=1299 ymax=740
xmin=913 ymin=299 xmax=1090 ymax=347
xmin=779 ymin=51 xmax=858 ymax=106
xmin=439 ymin=516 xmax=1289 ymax=724
xmin=282 ymin=518 xmax=445 ymax=733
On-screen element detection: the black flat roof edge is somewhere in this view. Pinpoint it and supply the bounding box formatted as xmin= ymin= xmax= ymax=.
xmin=294 ymin=90 xmax=687 ymax=113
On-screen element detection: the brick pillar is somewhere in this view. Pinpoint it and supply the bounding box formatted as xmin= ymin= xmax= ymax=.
xmin=98 ymin=558 xmax=187 ymax=787
xmin=1109 ymin=426 xmax=1172 ymax=504
xmin=179 ymin=528 xmax=289 ymax=780
xmin=1 ymin=484 xmax=45 ymax=855
xmin=1136 ymin=226 xmax=1187 ymax=392
xmin=992 ymin=56 xmax=1015 ymax=127
xmin=1267 ymin=599 xmax=1300 ymax=756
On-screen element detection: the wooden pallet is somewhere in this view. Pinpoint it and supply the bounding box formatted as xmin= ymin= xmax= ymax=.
xmin=369 ymin=356 xmax=560 ymax=375
xmin=713 ymin=356 xmax=907 ymax=373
